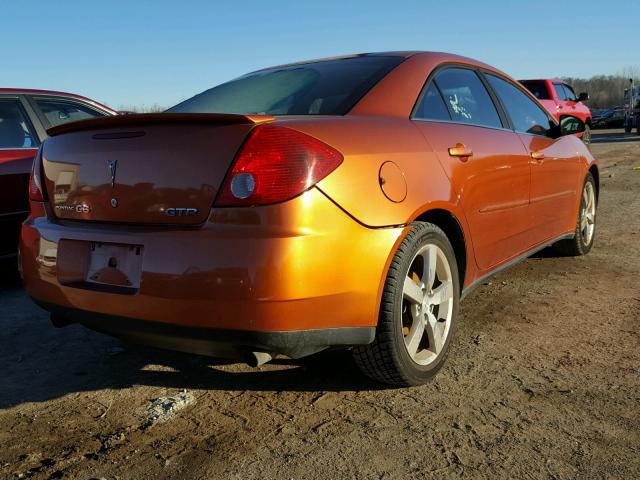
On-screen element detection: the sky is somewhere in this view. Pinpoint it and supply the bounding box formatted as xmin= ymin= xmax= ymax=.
xmin=1 ymin=0 xmax=638 ymax=109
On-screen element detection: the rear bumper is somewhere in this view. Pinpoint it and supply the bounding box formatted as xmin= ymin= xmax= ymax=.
xmin=21 ymin=188 xmax=405 ymax=357
xmin=39 ymin=300 xmax=374 ymax=358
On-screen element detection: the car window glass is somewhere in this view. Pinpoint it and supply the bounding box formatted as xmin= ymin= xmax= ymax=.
xmin=486 ymin=74 xmax=554 ymax=136
xmin=168 ymin=56 xmax=404 ymax=115
xmin=34 ymin=99 xmax=105 ymax=127
xmin=563 ymin=84 xmax=577 ymax=102
xmin=434 ymin=68 xmax=502 ymax=128
xmin=0 ymin=100 xmax=39 ymax=148
xmin=413 ymin=82 xmax=451 ymax=121
xmin=519 ymin=81 xmax=551 ymax=100
xmin=553 ymin=84 xmax=567 ymax=101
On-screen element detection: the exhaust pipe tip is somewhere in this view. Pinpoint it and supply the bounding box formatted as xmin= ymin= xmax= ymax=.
xmin=246 ymin=351 xmax=273 ymax=367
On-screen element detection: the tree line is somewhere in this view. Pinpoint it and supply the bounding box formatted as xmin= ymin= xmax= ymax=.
xmin=562 ymin=67 xmax=640 ymax=109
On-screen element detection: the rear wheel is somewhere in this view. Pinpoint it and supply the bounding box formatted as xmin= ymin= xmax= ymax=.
xmin=353 ymin=222 xmax=459 ymax=386
xmin=554 ymin=173 xmax=597 ymax=256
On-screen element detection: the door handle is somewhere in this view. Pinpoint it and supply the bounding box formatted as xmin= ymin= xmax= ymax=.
xmin=448 ymin=143 xmax=473 ymax=160
xmin=530 ymin=151 xmax=545 ymax=164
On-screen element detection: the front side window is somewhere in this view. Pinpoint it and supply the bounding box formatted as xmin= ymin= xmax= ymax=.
xmin=413 ymin=83 xmax=451 ymax=121
xmin=433 ymin=68 xmax=502 ymax=129
xmin=553 ymin=84 xmax=568 ymax=101
xmin=168 ymin=56 xmax=404 ymax=115
xmin=34 ymin=98 xmax=105 ymax=128
xmin=0 ymin=100 xmax=38 ymax=148
xmin=520 ymin=80 xmax=551 ymax=100
xmin=563 ymin=84 xmax=577 ymax=102
xmin=486 ymin=74 xmax=554 ymax=136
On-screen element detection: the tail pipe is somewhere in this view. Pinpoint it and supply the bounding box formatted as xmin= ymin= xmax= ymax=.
xmin=245 ymin=351 xmax=273 ymax=367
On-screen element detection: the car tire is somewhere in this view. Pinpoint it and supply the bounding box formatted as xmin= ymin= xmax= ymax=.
xmin=353 ymin=222 xmax=460 ymax=386
xmin=582 ymin=122 xmax=591 ymax=145
xmin=554 ymin=173 xmax=597 ymax=256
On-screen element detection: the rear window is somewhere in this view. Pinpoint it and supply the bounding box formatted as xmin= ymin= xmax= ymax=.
xmin=167 ymin=56 xmax=404 ymax=116
xmin=520 ymin=81 xmax=551 ymax=100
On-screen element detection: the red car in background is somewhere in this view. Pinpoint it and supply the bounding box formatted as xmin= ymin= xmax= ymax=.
xmin=520 ymin=79 xmax=592 ymax=144
xmin=0 ymin=89 xmax=117 ymax=263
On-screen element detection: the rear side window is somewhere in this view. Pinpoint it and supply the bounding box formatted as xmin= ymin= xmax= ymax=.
xmin=553 ymin=84 xmax=568 ymax=101
xmin=0 ymin=100 xmax=38 ymax=148
xmin=486 ymin=74 xmax=554 ymax=136
xmin=413 ymin=83 xmax=451 ymax=121
xmin=168 ymin=56 xmax=404 ymax=115
xmin=34 ymin=98 xmax=105 ymax=128
xmin=520 ymin=81 xmax=550 ymax=100
xmin=433 ymin=68 xmax=502 ymax=129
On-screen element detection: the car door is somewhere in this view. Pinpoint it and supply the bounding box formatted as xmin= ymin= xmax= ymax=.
xmin=412 ymin=67 xmax=533 ymax=270
xmin=484 ymin=74 xmax=582 ymax=243
xmin=0 ymin=97 xmax=41 ymax=258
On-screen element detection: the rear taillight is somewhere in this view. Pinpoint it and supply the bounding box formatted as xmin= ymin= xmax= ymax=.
xmin=28 ymin=148 xmax=45 ymax=202
xmin=215 ymin=125 xmax=343 ymax=206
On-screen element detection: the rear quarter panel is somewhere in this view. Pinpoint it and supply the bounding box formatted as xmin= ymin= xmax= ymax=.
xmin=279 ymin=115 xmax=477 ymax=289
xmin=280 ymin=116 xmax=462 ymax=228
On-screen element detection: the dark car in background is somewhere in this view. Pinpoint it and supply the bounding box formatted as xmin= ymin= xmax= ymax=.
xmin=591 ymin=107 xmax=625 ymax=129
xmin=0 ymin=89 xmax=117 ymax=263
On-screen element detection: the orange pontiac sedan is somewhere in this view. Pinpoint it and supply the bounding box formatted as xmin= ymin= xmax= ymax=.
xmin=21 ymin=52 xmax=598 ymax=385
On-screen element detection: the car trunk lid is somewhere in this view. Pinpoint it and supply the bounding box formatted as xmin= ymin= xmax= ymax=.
xmin=42 ymin=113 xmax=273 ymax=225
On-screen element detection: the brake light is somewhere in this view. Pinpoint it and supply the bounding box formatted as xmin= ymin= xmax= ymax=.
xmin=28 ymin=149 xmax=45 ymax=202
xmin=215 ymin=125 xmax=343 ymax=206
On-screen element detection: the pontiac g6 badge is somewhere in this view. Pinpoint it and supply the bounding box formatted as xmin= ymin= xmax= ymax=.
xmin=55 ymin=203 xmax=91 ymax=213
xmin=165 ymin=208 xmax=198 ymax=217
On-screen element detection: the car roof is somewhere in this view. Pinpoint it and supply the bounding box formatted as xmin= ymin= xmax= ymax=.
xmin=247 ymin=51 xmax=495 ymax=74
xmin=0 ymin=88 xmax=117 ymax=114
xmin=344 ymin=51 xmax=523 ymax=119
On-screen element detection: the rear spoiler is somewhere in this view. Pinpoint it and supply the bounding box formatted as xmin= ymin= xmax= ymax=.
xmin=46 ymin=112 xmax=275 ymax=137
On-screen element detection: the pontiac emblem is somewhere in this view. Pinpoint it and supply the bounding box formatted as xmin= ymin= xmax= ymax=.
xmin=107 ymin=159 xmax=118 ymax=188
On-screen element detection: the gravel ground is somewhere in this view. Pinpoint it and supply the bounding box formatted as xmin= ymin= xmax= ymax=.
xmin=1 ymin=129 xmax=638 ymax=480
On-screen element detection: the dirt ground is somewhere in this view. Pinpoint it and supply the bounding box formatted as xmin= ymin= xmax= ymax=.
xmin=1 ymin=129 xmax=638 ymax=480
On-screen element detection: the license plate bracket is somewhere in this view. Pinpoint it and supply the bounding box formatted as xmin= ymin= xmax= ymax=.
xmin=85 ymin=242 xmax=144 ymax=289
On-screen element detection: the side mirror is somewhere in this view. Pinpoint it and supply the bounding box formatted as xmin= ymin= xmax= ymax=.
xmin=578 ymin=92 xmax=589 ymax=102
xmin=559 ymin=115 xmax=586 ymax=136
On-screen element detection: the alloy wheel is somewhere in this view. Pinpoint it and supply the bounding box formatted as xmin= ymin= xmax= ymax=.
xmin=401 ymin=243 xmax=454 ymax=366
xmin=581 ymin=181 xmax=596 ymax=245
